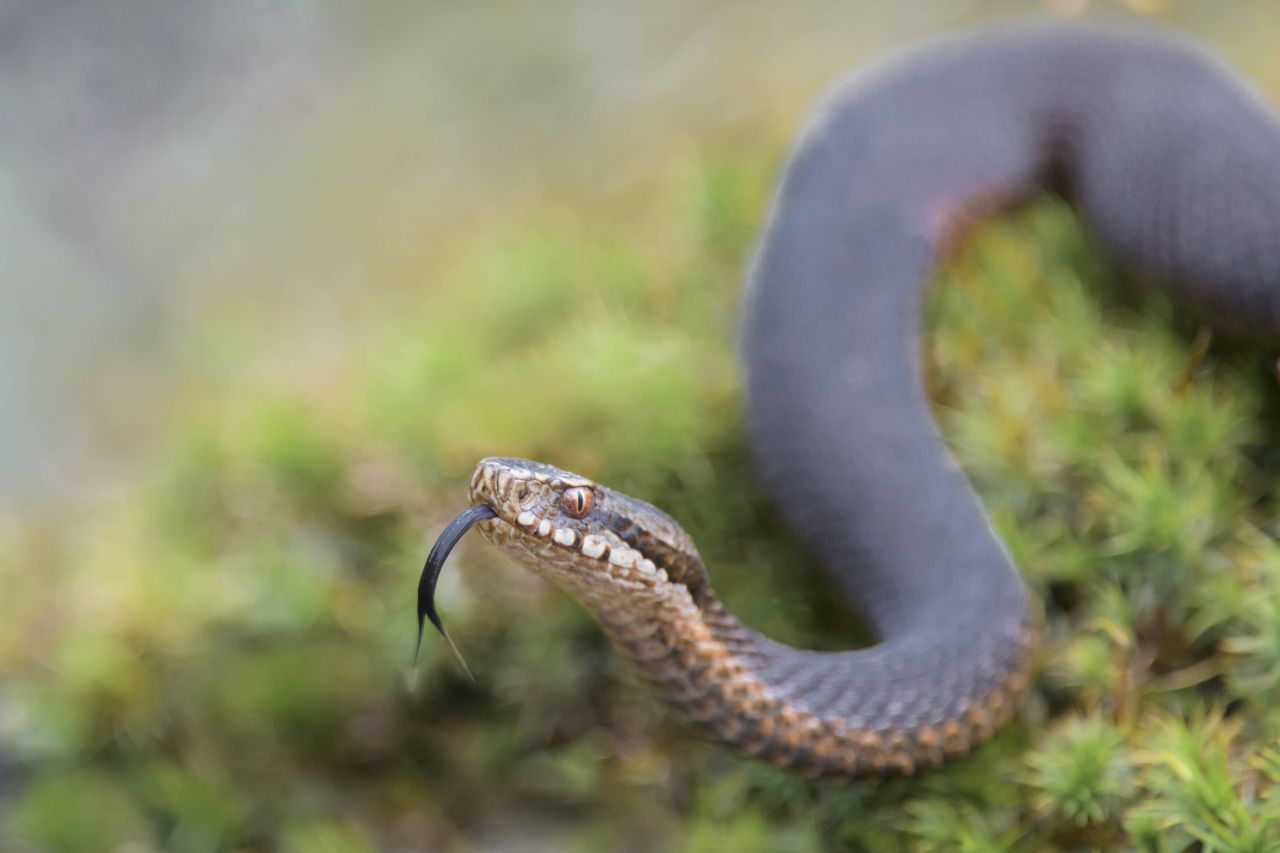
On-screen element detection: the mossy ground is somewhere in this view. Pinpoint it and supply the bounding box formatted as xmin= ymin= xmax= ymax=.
xmin=4 ymin=79 xmax=1280 ymax=853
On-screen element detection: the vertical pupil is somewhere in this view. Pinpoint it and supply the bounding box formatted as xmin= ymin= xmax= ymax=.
xmin=563 ymin=488 xmax=590 ymax=516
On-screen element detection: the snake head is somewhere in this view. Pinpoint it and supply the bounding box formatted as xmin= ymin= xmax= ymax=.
xmin=468 ymin=457 xmax=708 ymax=605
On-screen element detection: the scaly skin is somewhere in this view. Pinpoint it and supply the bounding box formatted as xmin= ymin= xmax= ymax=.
xmin=468 ymin=457 xmax=1033 ymax=778
xmin=447 ymin=21 xmax=1280 ymax=779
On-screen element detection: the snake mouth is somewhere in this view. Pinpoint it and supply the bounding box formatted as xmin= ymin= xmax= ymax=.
xmin=416 ymin=493 xmax=672 ymax=628
xmin=416 ymin=457 xmax=686 ymax=673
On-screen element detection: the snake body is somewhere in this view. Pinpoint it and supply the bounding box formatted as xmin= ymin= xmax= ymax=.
xmin=427 ymin=21 xmax=1280 ymax=779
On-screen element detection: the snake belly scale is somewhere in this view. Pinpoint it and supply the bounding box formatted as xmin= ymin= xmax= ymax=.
xmin=420 ymin=21 xmax=1280 ymax=780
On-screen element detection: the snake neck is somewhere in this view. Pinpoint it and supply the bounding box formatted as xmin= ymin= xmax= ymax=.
xmin=591 ymin=577 xmax=1033 ymax=779
xmin=467 ymin=459 xmax=1035 ymax=780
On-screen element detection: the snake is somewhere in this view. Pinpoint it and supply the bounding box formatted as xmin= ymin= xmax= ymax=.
xmin=417 ymin=20 xmax=1280 ymax=779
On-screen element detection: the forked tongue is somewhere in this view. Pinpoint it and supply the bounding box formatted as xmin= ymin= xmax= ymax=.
xmin=415 ymin=504 xmax=497 ymax=681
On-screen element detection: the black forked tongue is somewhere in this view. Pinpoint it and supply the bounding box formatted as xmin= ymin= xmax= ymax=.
xmin=415 ymin=503 xmax=497 ymax=681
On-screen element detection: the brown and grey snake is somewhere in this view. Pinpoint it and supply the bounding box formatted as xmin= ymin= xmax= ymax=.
xmin=418 ymin=21 xmax=1280 ymax=779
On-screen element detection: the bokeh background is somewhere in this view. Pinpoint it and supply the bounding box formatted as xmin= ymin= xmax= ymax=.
xmin=3 ymin=1 xmax=1280 ymax=850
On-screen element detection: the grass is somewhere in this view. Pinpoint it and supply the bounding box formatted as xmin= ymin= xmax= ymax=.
xmin=2 ymin=145 xmax=1280 ymax=851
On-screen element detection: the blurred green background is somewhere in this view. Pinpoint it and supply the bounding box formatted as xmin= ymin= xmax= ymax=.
xmin=3 ymin=1 xmax=1280 ymax=850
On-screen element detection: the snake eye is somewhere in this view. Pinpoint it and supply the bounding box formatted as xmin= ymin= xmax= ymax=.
xmin=560 ymin=487 xmax=594 ymax=518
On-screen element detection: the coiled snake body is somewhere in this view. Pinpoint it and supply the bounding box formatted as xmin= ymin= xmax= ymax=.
xmin=420 ymin=21 xmax=1280 ymax=779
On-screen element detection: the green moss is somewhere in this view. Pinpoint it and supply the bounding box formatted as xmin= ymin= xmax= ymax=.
xmin=1027 ymin=716 xmax=1134 ymax=829
xmin=5 ymin=770 xmax=152 ymax=853
xmin=1127 ymin=712 xmax=1279 ymax=852
xmin=4 ymin=109 xmax=1280 ymax=853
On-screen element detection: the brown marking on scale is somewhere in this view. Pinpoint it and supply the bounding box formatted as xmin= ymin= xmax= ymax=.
xmin=915 ymin=746 xmax=946 ymax=770
xmin=1006 ymin=670 xmax=1028 ymax=697
xmin=722 ymin=678 xmax=754 ymax=704
xmin=941 ymin=719 xmax=968 ymax=754
xmin=834 ymin=748 xmax=862 ymax=777
xmin=884 ymin=730 xmax=911 ymax=758
xmin=688 ymin=694 xmax=723 ymax=722
xmin=765 ymin=732 xmax=809 ymax=769
xmin=776 ymin=715 xmax=813 ymax=755
xmin=885 ymin=751 xmax=916 ymax=776
xmin=600 ymin=607 xmax=653 ymax=633
xmin=706 ymin=659 xmax=737 ymax=683
xmin=779 ymin=729 xmax=802 ymax=751
xmin=650 ymin=669 xmax=691 ymax=702
xmin=966 ymin=708 xmax=995 ymax=741
xmin=808 ymin=733 xmax=835 ymax=762
xmin=631 ymin=637 xmax=675 ymax=663
xmin=680 ymin=679 xmax=718 ymax=710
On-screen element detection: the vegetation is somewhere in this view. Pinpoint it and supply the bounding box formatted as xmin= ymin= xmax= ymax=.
xmin=3 ymin=109 xmax=1280 ymax=853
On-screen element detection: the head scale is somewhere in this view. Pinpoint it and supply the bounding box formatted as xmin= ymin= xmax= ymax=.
xmin=414 ymin=457 xmax=711 ymax=674
xmin=468 ymin=457 xmax=708 ymax=606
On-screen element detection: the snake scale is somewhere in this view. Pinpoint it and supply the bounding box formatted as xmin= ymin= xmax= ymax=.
xmin=419 ymin=21 xmax=1280 ymax=779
